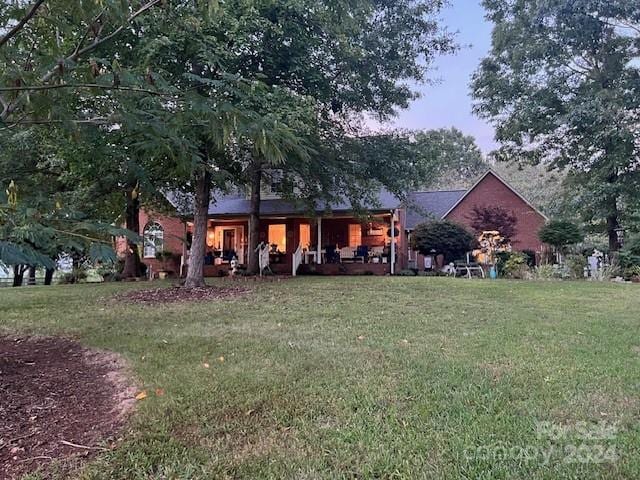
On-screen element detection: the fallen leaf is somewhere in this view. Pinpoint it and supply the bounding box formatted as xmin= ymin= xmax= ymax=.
xmin=203 ymin=363 xmax=210 ymax=368
xmin=402 ymin=339 xmax=409 ymax=344
xmin=357 ymin=335 xmax=365 ymax=341
xmin=245 ymin=409 xmax=255 ymax=416
xmin=135 ymin=391 xmax=147 ymax=401
xmin=217 ymin=356 xmax=225 ymax=363
xmin=155 ymin=388 xmax=165 ymax=396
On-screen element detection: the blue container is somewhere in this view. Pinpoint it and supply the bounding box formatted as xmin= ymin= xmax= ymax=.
xmin=489 ymin=266 xmax=497 ymax=279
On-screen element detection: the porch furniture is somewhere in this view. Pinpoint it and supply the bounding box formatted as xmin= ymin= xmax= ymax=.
xmin=269 ymin=252 xmax=286 ymax=264
xmin=324 ymin=245 xmax=340 ymax=263
xmin=303 ymin=250 xmax=318 ymax=264
xmin=222 ymin=249 xmax=237 ymax=262
xmin=339 ymin=247 xmax=356 ymax=263
xmin=369 ymin=246 xmax=384 ymax=262
xmin=454 ymin=261 xmax=485 ymax=279
xmin=355 ymin=245 xmax=369 ymax=263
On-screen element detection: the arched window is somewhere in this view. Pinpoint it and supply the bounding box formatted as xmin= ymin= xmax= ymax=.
xmin=143 ymin=222 xmax=164 ymax=258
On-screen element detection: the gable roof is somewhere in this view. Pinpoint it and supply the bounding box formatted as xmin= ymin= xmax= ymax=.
xmin=165 ymin=170 xmax=545 ymax=223
xmin=441 ymin=170 xmax=549 ymax=221
xmin=404 ymin=190 xmax=467 ymax=230
xmin=205 ymin=189 xmax=402 ymax=217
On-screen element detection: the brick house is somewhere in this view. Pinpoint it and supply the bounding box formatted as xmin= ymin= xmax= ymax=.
xmin=129 ymin=170 xmax=547 ymax=276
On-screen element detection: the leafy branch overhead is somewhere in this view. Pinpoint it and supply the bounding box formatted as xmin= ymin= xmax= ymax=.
xmin=0 ymin=183 xmax=139 ymax=269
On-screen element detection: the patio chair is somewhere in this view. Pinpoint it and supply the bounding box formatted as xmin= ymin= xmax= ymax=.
xmin=325 ymin=245 xmax=340 ymax=263
xmin=340 ymin=246 xmax=355 ymax=263
xmin=355 ymin=245 xmax=368 ymax=263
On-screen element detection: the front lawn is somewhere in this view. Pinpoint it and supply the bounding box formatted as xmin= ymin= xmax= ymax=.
xmin=1 ymin=277 xmax=639 ymax=479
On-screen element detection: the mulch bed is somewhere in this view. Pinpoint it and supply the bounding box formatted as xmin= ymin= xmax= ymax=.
xmin=0 ymin=336 xmax=136 ymax=479
xmin=113 ymin=285 xmax=253 ymax=305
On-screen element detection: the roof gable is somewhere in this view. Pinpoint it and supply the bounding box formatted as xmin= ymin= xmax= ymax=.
xmin=441 ymin=170 xmax=548 ymax=221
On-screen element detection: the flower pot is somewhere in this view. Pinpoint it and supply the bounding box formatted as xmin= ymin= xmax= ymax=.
xmin=158 ymin=271 xmax=169 ymax=280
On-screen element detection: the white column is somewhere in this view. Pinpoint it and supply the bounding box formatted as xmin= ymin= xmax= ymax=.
xmin=317 ymin=217 xmax=322 ymax=264
xmin=390 ymin=210 xmax=396 ymax=275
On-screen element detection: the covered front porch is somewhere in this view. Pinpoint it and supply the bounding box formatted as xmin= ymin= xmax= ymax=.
xmin=186 ymin=211 xmax=403 ymax=276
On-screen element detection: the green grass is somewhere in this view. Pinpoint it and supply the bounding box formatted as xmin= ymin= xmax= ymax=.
xmin=2 ymin=277 xmax=640 ymax=479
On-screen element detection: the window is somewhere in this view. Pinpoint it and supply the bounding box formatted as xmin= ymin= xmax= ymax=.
xmin=299 ymin=224 xmax=311 ymax=249
xmin=143 ymin=222 xmax=164 ymax=258
xmin=268 ymin=224 xmax=287 ymax=252
xmin=348 ymin=224 xmax=362 ymax=247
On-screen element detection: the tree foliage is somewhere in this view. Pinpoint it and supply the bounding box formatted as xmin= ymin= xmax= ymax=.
xmin=411 ymin=220 xmax=476 ymax=262
xmin=412 ymin=128 xmax=488 ymax=190
xmin=472 ymin=0 xmax=640 ymax=250
xmin=469 ymin=205 xmax=517 ymax=241
xmin=538 ymin=220 xmax=584 ymax=251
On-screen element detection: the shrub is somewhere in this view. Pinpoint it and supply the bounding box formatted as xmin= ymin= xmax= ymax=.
xmin=623 ymin=265 xmax=640 ymax=280
xmin=397 ymin=269 xmax=417 ymax=276
xmin=532 ymin=264 xmax=560 ymax=281
xmin=618 ymin=236 xmax=640 ymax=269
xmin=501 ymin=252 xmax=530 ymax=279
xmin=411 ymin=221 xmax=476 ymax=263
xmin=521 ymin=249 xmax=537 ymax=267
xmin=539 ymin=220 xmax=584 ymax=252
xmin=58 ymin=268 xmax=88 ymax=284
xmin=591 ymin=262 xmax=621 ymax=282
xmin=565 ymin=254 xmax=587 ymax=279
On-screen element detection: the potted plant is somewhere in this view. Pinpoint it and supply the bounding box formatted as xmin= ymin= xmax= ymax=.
xmin=155 ymin=251 xmax=175 ymax=279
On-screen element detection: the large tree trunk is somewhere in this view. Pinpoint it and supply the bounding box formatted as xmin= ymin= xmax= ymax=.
xmin=44 ymin=268 xmax=54 ymax=285
xmin=122 ymin=184 xmax=143 ymax=278
xmin=12 ymin=265 xmax=26 ymax=287
xmin=247 ymin=160 xmax=262 ymax=275
xmin=27 ymin=266 xmax=36 ymax=285
xmin=184 ymin=168 xmax=212 ymax=288
xmin=606 ymin=210 xmax=620 ymax=252
xmin=605 ymin=170 xmax=621 ymax=253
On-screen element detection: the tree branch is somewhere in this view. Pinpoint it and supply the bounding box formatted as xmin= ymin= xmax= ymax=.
xmin=0 ymin=82 xmax=171 ymax=96
xmin=0 ymin=0 xmax=162 ymax=122
xmin=41 ymin=0 xmax=161 ymax=83
xmin=0 ymin=0 xmax=46 ymax=49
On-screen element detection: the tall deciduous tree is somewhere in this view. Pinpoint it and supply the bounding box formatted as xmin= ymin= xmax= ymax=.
xmin=412 ymin=128 xmax=488 ymax=189
xmin=472 ymin=1 xmax=640 ymax=251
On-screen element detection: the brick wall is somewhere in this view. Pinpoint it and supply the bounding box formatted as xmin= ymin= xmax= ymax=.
xmin=116 ymin=209 xmax=186 ymax=276
xmin=444 ymin=172 xmax=546 ymax=252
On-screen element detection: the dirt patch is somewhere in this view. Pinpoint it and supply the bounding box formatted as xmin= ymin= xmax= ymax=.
xmin=0 ymin=336 xmax=136 ymax=479
xmin=479 ymin=360 xmax=515 ymax=382
xmin=114 ymin=285 xmax=252 ymax=305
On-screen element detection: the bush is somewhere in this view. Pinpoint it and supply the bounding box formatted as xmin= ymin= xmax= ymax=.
xmin=521 ymin=249 xmax=537 ymax=267
xmin=623 ymin=265 xmax=640 ymax=281
xmin=501 ymin=252 xmax=530 ymax=279
xmin=565 ymin=254 xmax=587 ymax=279
xmin=58 ymin=268 xmax=88 ymax=284
xmin=532 ymin=264 xmax=561 ymax=281
xmin=397 ymin=269 xmax=417 ymax=276
xmin=618 ymin=236 xmax=640 ymax=269
xmin=411 ymin=221 xmax=476 ymax=263
xmin=539 ymin=220 xmax=584 ymax=251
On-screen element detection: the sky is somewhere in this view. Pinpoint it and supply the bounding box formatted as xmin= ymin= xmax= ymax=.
xmin=379 ymin=0 xmax=496 ymax=153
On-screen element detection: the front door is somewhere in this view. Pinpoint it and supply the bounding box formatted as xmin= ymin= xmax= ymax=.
xmin=223 ymin=229 xmax=235 ymax=255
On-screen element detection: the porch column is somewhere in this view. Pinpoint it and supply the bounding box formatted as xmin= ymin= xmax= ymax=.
xmin=317 ymin=217 xmax=322 ymax=264
xmin=390 ymin=210 xmax=396 ymax=275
